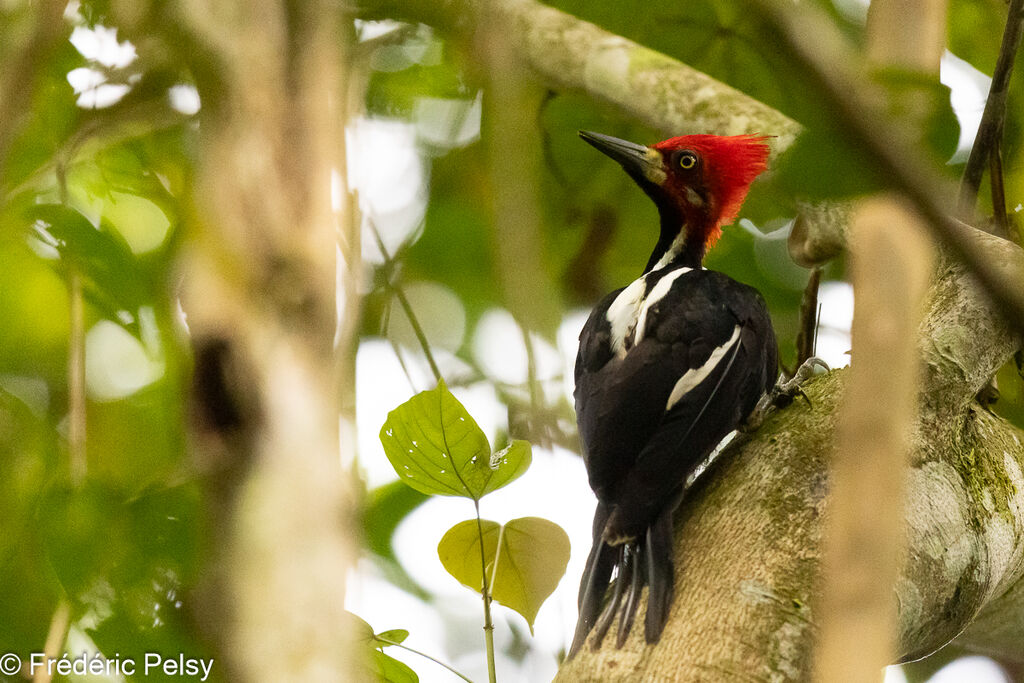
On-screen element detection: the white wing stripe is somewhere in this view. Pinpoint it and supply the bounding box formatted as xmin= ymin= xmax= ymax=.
xmin=665 ymin=325 xmax=742 ymax=412
xmin=606 ymin=277 xmax=648 ymax=357
xmin=634 ymin=267 xmax=691 ymax=346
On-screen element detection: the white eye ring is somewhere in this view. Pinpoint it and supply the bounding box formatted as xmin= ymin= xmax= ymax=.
xmin=679 ymin=153 xmax=697 ymax=170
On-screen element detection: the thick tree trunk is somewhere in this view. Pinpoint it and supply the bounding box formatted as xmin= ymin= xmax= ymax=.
xmin=171 ymin=0 xmax=358 ymax=679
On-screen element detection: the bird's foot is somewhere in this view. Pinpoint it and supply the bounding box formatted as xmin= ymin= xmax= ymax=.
xmin=741 ymin=357 xmax=829 ymax=432
xmin=773 ymin=356 xmax=830 ymax=408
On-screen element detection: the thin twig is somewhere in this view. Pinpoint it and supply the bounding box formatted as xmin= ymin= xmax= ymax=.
xmin=990 ymin=124 xmax=1012 ymax=240
xmin=33 ymin=599 xmax=71 ymax=683
xmin=374 ymin=636 xmax=474 ymax=683
xmin=753 ymin=0 xmax=1024 ymax=333
xmin=959 ymin=0 xmax=1024 ymax=217
xmin=796 ymin=267 xmax=823 ymax=367
xmin=370 ymin=226 xmax=443 ymax=383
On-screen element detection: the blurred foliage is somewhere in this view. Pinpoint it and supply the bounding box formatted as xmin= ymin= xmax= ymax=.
xmin=2 ymin=0 xmax=1023 ymax=680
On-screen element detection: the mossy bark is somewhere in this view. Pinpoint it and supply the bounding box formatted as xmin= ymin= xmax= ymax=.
xmin=557 ymin=233 xmax=1024 ymax=680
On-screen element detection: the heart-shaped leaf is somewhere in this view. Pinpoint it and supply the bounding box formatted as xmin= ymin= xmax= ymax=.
xmin=369 ymin=649 xmax=418 ymax=683
xmin=437 ymin=517 xmax=570 ymax=633
xmin=380 ymin=379 xmax=531 ymax=499
xmin=346 ymin=613 xmax=419 ymax=682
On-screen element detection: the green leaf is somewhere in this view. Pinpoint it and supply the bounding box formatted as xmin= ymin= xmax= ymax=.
xmin=481 ymin=440 xmax=532 ymax=496
xmin=872 ymin=68 xmax=959 ymax=164
xmin=24 ymin=203 xmax=150 ymax=331
xmin=364 ymin=480 xmax=430 ymax=561
xmin=375 ymin=629 xmax=410 ymax=646
xmin=348 ymin=613 xmax=419 ymax=682
xmin=438 ymin=518 xmax=500 ymax=594
xmin=437 ymin=517 xmax=571 ymax=633
xmin=346 ymin=611 xmax=376 ymax=643
xmin=379 ymin=379 xmax=531 ymax=499
xmin=370 ymin=649 xmax=419 ymax=683
xmin=363 ymin=481 xmax=431 ymax=599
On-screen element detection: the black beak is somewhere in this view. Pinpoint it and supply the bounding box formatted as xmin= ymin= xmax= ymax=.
xmin=578 ymin=130 xmax=658 ymax=180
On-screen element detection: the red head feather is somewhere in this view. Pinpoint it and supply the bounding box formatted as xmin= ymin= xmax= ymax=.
xmin=652 ymin=134 xmax=771 ymax=245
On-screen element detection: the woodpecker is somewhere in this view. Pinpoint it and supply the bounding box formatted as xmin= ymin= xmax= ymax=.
xmin=570 ymin=130 xmax=779 ymax=655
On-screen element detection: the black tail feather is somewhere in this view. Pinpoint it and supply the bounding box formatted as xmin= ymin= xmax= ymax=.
xmin=577 ymin=502 xmax=610 ymax=610
xmin=590 ymin=545 xmax=629 ymax=649
xmin=616 ymin=542 xmax=645 ymax=647
xmin=570 ymin=501 xmax=679 ymax=656
xmin=568 ymin=524 xmax=616 ymax=658
xmin=644 ymin=506 xmax=675 ymax=643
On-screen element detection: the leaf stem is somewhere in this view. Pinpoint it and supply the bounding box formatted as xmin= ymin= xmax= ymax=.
xmin=392 ymin=281 xmax=443 ymax=384
xmin=474 ymin=499 xmax=497 ymax=683
xmin=374 ymin=637 xmax=474 ymax=683
xmin=370 ymin=225 xmax=443 ymax=383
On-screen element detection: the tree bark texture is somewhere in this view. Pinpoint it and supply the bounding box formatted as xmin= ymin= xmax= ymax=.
xmin=366 ymin=0 xmax=801 ymax=157
xmin=172 ymin=0 xmax=358 ymax=680
xmin=813 ymin=199 xmax=934 ymax=681
xmin=555 ymin=231 xmax=1024 ymax=680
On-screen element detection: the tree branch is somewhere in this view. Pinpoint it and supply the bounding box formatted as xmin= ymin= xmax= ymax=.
xmin=959 ymin=0 xmax=1024 ymax=217
xmin=360 ymin=0 xmax=802 ymax=156
xmin=556 ymin=228 xmax=1024 ymax=680
xmin=813 ymin=198 xmax=934 ymax=681
xmin=753 ymin=0 xmax=1024 ymax=333
xmin=173 ymin=0 xmax=358 ymax=678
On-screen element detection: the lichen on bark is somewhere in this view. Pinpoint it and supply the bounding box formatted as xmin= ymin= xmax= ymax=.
xmin=557 ymin=230 xmax=1024 ymax=679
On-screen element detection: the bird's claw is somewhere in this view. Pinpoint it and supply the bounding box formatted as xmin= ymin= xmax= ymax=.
xmin=772 ymin=356 xmax=829 ymax=408
xmin=740 ymin=356 xmax=829 ymax=432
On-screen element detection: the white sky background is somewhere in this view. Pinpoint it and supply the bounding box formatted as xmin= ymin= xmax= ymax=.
xmin=65 ymin=8 xmax=1009 ymax=683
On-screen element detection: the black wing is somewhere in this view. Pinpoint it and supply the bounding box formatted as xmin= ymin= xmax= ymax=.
xmin=574 ymin=268 xmax=777 ymax=537
xmin=570 ymin=269 xmax=777 ymax=655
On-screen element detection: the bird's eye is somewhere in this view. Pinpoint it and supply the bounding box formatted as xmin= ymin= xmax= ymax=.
xmin=679 ymin=152 xmax=698 ymax=170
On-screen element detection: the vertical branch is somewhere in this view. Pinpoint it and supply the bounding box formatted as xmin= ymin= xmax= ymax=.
xmin=816 ymin=3 xmax=942 ymax=679
xmin=479 ymin=8 xmax=560 ymax=339
xmin=813 ymin=198 xmax=934 ymax=682
xmin=67 ymin=270 xmax=87 ymax=485
xmin=340 ymin=18 xmax=369 ymax=486
xmin=796 ymin=266 xmax=823 ymax=368
xmin=958 ymin=0 xmax=1024 ymax=217
xmin=177 ymin=0 xmax=356 ymax=678
xmin=32 ymin=600 xmax=71 ymax=683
